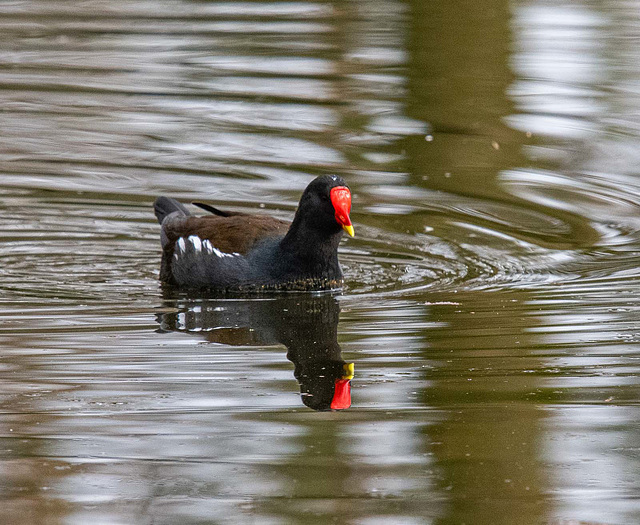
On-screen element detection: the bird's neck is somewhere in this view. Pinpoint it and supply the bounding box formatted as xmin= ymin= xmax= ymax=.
xmin=279 ymin=218 xmax=343 ymax=275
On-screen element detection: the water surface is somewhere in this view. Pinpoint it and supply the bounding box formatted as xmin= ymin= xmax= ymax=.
xmin=1 ymin=1 xmax=639 ymax=524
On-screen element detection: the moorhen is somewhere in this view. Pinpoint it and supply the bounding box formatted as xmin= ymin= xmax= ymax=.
xmin=153 ymin=175 xmax=354 ymax=291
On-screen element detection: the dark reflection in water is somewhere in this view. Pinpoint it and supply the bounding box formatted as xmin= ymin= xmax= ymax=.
xmin=158 ymin=292 xmax=354 ymax=411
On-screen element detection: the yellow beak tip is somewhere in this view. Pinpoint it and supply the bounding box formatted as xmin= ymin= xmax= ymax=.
xmin=343 ymin=225 xmax=355 ymax=237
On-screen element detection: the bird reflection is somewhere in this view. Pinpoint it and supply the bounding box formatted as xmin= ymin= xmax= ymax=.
xmin=156 ymin=292 xmax=354 ymax=411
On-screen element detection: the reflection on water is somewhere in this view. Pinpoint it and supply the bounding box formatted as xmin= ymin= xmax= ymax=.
xmin=0 ymin=0 xmax=639 ymax=524
xmin=158 ymin=293 xmax=354 ymax=411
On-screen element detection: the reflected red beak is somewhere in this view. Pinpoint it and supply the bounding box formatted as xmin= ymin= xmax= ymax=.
xmin=330 ymin=186 xmax=354 ymax=237
xmin=330 ymin=379 xmax=352 ymax=410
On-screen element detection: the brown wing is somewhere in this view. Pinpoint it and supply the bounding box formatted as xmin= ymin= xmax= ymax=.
xmin=163 ymin=214 xmax=290 ymax=255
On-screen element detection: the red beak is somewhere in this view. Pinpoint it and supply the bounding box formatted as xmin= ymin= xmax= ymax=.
xmin=330 ymin=379 xmax=352 ymax=410
xmin=330 ymin=186 xmax=354 ymax=237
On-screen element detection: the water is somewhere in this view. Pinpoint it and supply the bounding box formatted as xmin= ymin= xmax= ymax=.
xmin=1 ymin=1 xmax=639 ymax=523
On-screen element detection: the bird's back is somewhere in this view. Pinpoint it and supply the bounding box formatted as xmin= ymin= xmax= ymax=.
xmin=154 ymin=197 xmax=289 ymax=286
xmin=162 ymin=214 xmax=289 ymax=256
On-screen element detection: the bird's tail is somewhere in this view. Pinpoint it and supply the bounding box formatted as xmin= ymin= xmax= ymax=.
xmin=153 ymin=196 xmax=190 ymax=224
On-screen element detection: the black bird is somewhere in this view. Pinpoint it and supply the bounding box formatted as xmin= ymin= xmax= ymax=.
xmin=154 ymin=175 xmax=354 ymax=291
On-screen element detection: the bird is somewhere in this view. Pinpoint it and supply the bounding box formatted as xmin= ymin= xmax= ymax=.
xmin=153 ymin=175 xmax=354 ymax=291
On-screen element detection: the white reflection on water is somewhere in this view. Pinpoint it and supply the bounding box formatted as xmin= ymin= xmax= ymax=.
xmin=510 ymin=2 xmax=640 ymax=522
xmin=545 ymin=406 xmax=640 ymax=525
xmin=509 ymin=3 xmax=607 ymax=138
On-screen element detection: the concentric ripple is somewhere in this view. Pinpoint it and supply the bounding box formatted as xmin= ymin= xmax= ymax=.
xmin=0 ymin=186 xmax=590 ymax=305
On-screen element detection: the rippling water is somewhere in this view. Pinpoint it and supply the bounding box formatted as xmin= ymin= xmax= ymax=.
xmin=1 ymin=1 xmax=639 ymax=524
